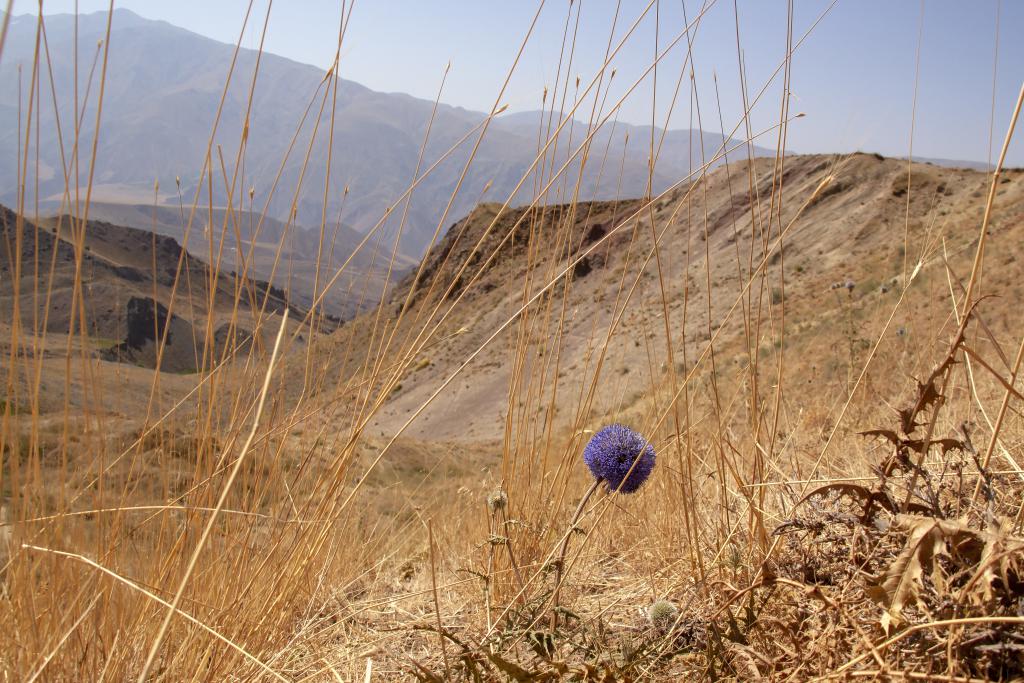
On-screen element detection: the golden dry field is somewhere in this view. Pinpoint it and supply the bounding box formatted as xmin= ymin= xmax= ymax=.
xmin=2 ymin=2 xmax=1023 ymax=681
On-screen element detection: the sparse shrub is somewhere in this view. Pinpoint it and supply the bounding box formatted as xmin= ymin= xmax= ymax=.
xmin=647 ymin=600 xmax=679 ymax=633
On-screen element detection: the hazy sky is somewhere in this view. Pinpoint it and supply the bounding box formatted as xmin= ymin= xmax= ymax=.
xmin=19 ymin=1 xmax=1024 ymax=166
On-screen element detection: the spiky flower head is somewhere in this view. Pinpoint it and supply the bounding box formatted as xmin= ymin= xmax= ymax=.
xmin=486 ymin=489 xmax=508 ymax=513
xmin=648 ymin=599 xmax=679 ymax=632
xmin=583 ymin=424 xmax=655 ymax=494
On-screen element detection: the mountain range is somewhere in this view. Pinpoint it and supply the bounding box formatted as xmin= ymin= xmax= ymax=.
xmin=0 ymin=8 xmax=779 ymax=261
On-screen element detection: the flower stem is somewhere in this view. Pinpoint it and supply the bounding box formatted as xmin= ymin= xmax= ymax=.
xmin=550 ymin=477 xmax=602 ymax=631
xmin=500 ymin=506 xmax=526 ymax=593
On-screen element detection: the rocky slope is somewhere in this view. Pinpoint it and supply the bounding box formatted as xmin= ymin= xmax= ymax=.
xmin=308 ymin=153 xmax=1024 ymax=443
xmin=0 ymin=205 xmax=329 ymax=374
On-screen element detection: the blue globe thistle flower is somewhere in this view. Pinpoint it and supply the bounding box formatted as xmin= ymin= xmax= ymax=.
xmin=583 ymin=424 xmax=655 ymax=493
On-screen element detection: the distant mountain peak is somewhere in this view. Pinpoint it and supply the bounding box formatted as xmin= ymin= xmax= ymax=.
xmin=0 ymin=7 xmax=777 ymax=267
xmin=11 ymin=6 xmax=149 ymax=26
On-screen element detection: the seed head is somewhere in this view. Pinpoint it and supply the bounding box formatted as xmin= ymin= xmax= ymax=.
xmin=648 ymin=599 xmax=679 ymax=632
xmin=583 ymin=424 xmax=655 ymax=494
xmin=486 ymin=489 xmax=508 ymax=513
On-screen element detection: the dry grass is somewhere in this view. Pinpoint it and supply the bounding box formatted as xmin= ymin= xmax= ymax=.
xmin=2 ymin=2 xmax=1023 ymax=681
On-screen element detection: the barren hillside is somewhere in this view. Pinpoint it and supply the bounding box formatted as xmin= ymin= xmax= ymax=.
xmin=0 ymin=206 xmax=331 ymax=411
xmin=55 ymin=200 xmax=411 ymax=319
xmin=305 ymin=153 xmax=1023 ymax=443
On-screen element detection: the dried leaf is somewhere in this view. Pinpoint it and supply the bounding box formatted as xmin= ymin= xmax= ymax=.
xmin=915 ymin=379 xmax=943 ymax=411
xmin=797 ymin=483 xmax=898 ymax=522
xmin=868 ymin=518 xmax=995 ymax=630
xmin=896 ymin=323 xmax=966 ymax=435
xmin=799 ymin=483 xmax=876 ymax=507
xmin=903 ymin=438 xmax=965 ymax=455
xmin=408 ymin=658 xmax=444 ymax=683
xmin=968 ymin=519 xmax=1024 ymax=605
xmin=975 ymin=643 xmax=1024 ymax=654
xmin=728 ymin=642 xmax=766 ymax=680
xmin=486 ymin=652 xmax=538 ymax=682
xmin=869 ymin=517 xmax=945 ymax=627
xmin=860 ymin=429 xmax=900 ymax=445
xmin=526 ymin=630 xmax=556 ymax=659
xmin=871 ymin=515 xmax=992 ymax=628
xmin=898 ymin=407 xmax=926 ymax=436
